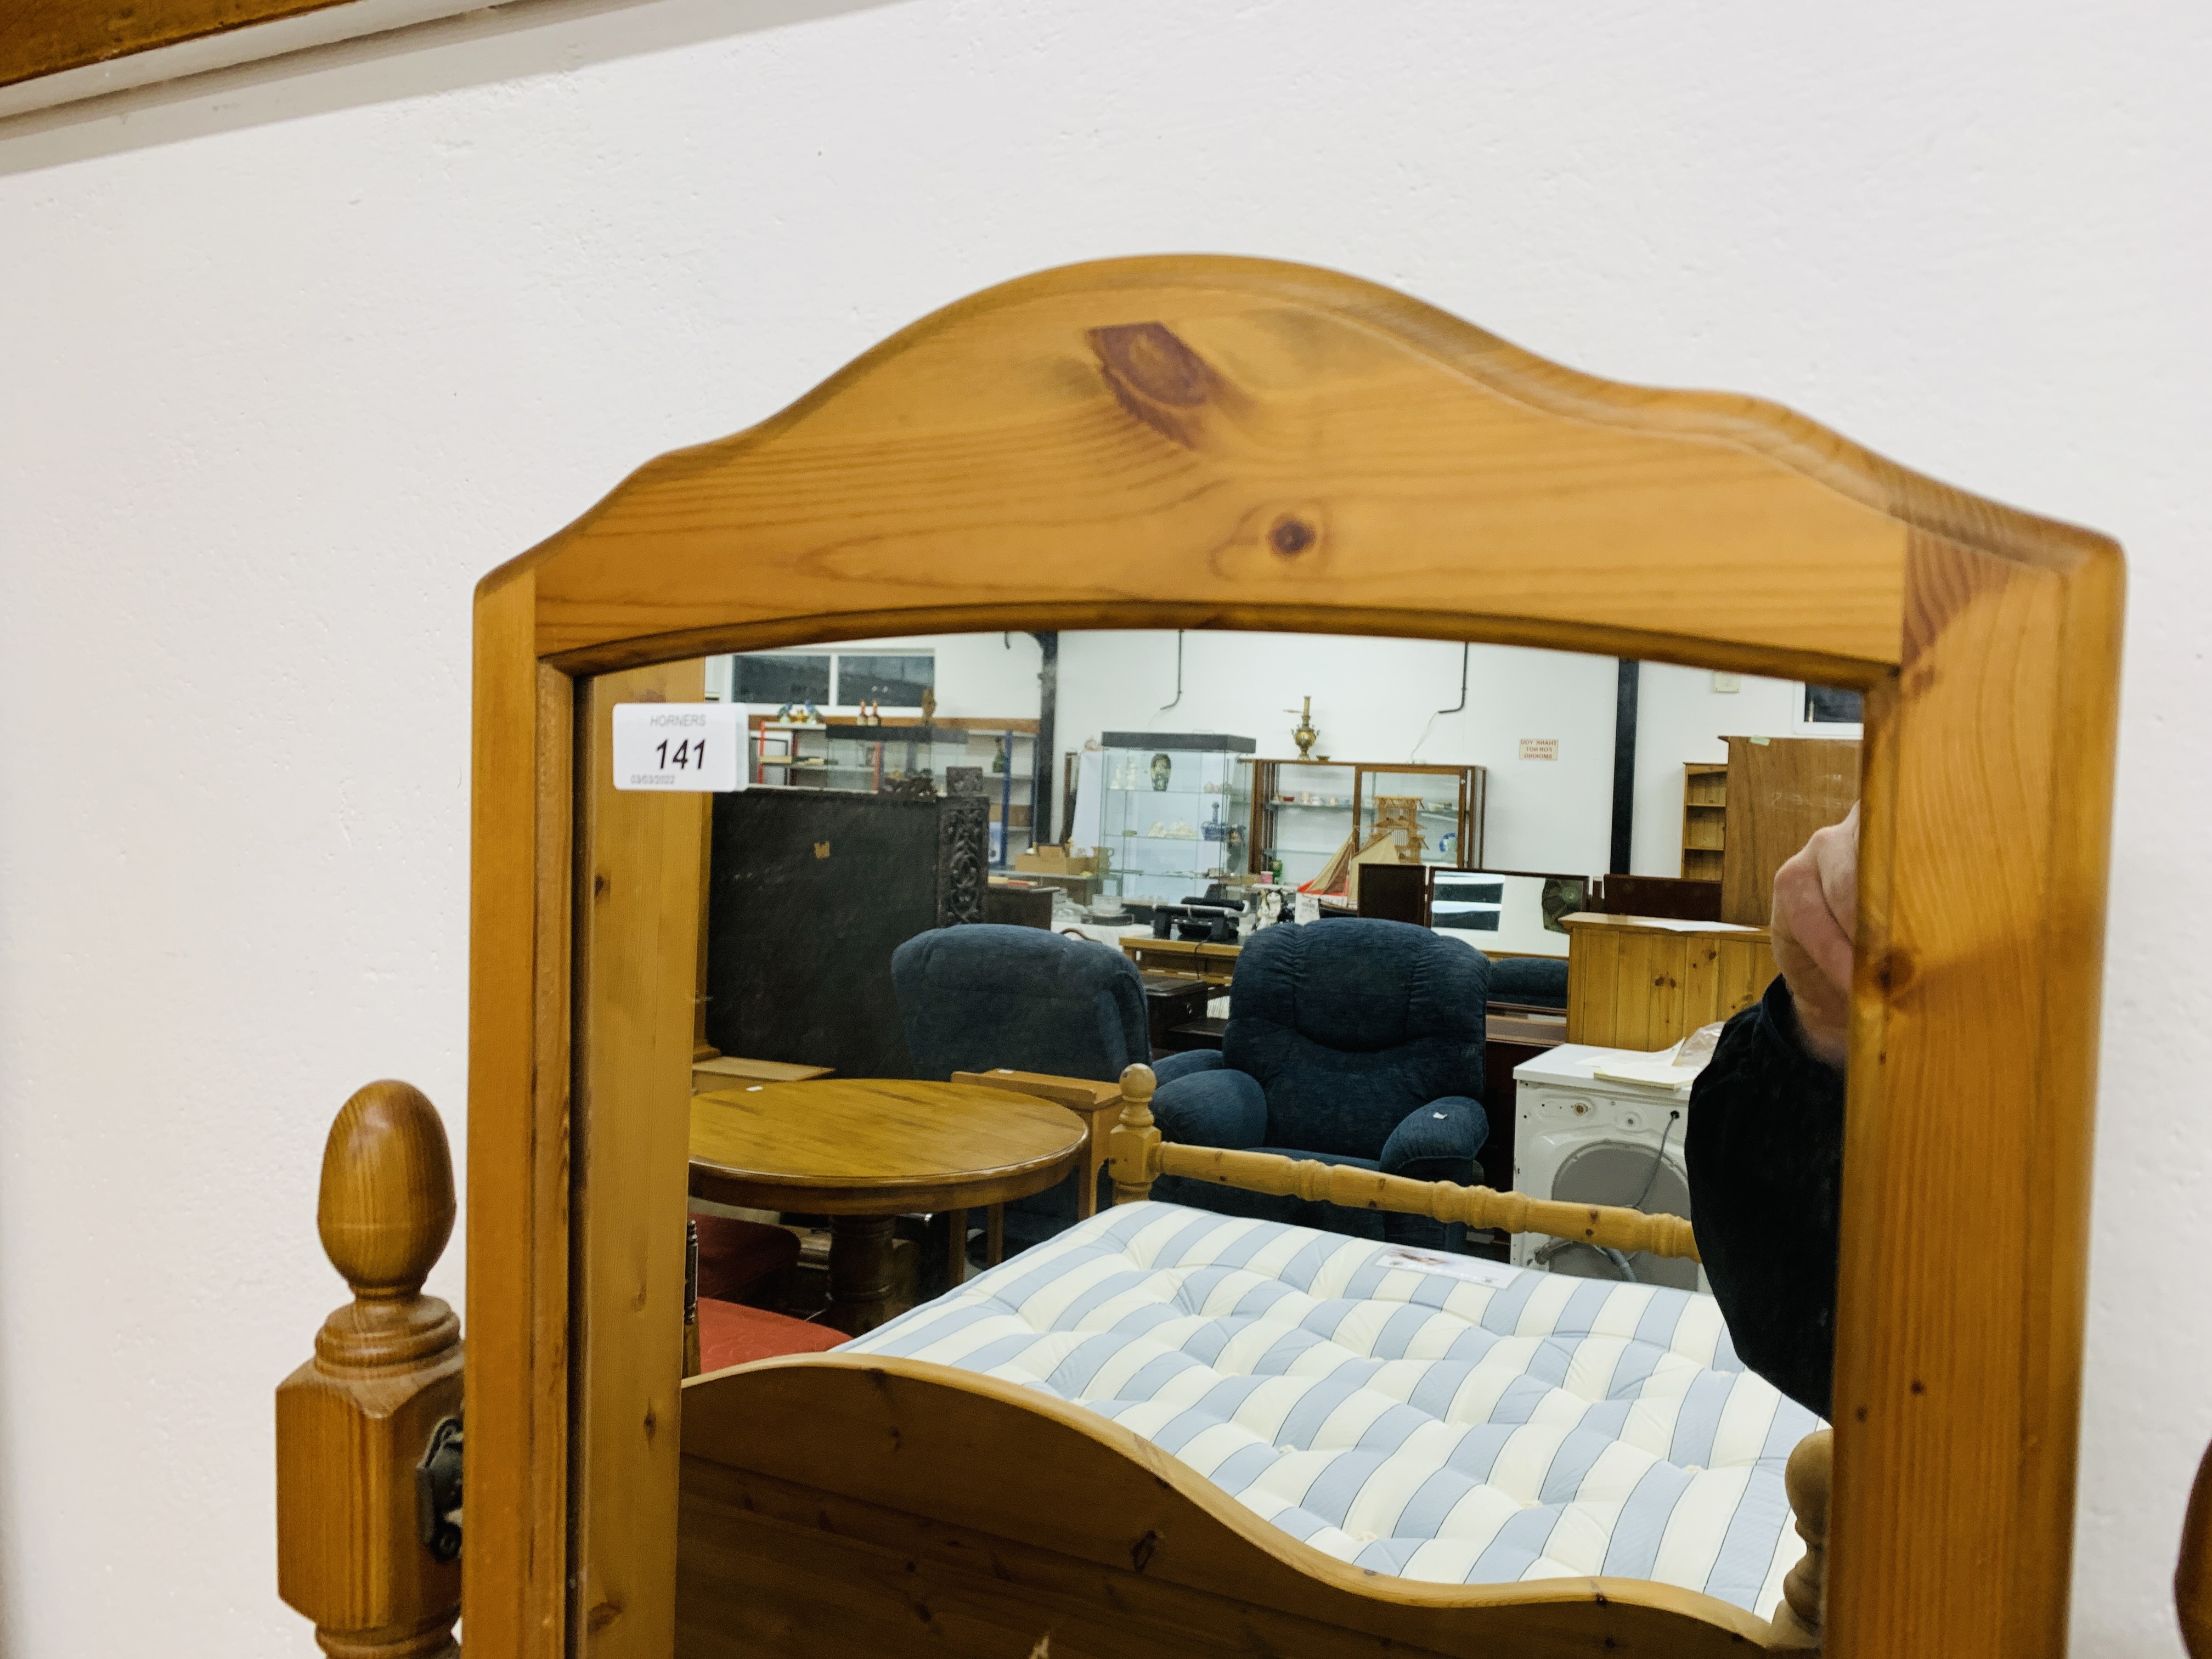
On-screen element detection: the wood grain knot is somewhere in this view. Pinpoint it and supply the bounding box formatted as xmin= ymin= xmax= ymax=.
xmin=1088 ymin=322 xmax=1234 ymax=450
xmin=1270 ymin=516 xmax=1316 ymax=556
xmin=1091 ymin=323 xmax=1211 ymax=405
xmin=1130 ymin=1529 xmax=1160 ymax=1573
xmin=1874 ymin=949 xmax=1916 ymax=995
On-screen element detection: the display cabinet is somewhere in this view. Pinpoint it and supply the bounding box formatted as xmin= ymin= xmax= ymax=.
xmin=1096 ymin=731 xmax=1254 ymax=904
xmin=1357 ymin=764 xmax=1485 ymax=867
xmin=750 ymin=716 xmax=1037 ymax=866
xmin=1252 ymin=760 xmax=1486 ymax=887
xmin=1252 ymin=760 xmax=1357 ymax=888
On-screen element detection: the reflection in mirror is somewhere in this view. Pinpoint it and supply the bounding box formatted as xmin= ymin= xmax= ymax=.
xmin=656 ymin=627 xmax=1860 ymax=1629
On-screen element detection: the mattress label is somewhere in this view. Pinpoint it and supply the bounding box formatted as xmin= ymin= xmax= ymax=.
xmin=1374 ymin=1247 xmax=1522 ymax=1289
xmin=612 ymin=703 xmax=743 ymax=792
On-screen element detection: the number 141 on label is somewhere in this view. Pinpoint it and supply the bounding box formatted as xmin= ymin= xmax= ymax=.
xmin=611 ymin=703 xmax=744 ymax=792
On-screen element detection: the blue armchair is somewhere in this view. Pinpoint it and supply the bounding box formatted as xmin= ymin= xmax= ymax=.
xmin=891 ymin=923 xmax=1149 ymax=1254
xmin=1486 ymin=953 xmax=1568 ymax=1010
xmin=1149 ymin=917 xmax=1489 ymax=1248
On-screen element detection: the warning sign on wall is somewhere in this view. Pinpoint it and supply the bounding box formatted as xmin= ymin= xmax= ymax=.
xmin=1519 ymin=738 xmax=1559 ymax=761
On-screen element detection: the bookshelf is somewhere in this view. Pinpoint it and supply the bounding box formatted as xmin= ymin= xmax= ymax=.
xmin=1681 ymin=761 xmax=1727 ymax=881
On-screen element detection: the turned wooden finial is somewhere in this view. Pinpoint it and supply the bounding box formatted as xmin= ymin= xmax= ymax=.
xmin=1108 ymin=1063 xmax=1160 ymax=1206
xmin=279 ymin=1081 xmax=464 ymax=1659
xmin=1116 ymin=1062 xmax=1155 ymax=1128
xmin=1769 ymin=1426 xmax=1835 ymax=1649
xmin=320 ymin=1080 xmax=455 ymax=1299
xmin=314 ymin=1081 xmax=459 ymax=1373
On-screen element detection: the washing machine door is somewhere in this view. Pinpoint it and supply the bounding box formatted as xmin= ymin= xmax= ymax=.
xmin=1532 ymin=1139 xmax=1699 ymax=1291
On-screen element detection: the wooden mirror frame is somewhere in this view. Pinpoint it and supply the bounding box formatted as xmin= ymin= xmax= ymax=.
xmin=463 ymin=256 xmax=2121 ymax=1659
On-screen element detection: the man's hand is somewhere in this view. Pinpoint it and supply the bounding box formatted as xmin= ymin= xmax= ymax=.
xmin=1769 ymin=803 xmax=1858 ymax=1068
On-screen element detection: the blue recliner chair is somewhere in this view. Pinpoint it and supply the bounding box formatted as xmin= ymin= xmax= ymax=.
xmin=891 ymin=923 xmax=1150 ymax=1254
xmin=1485 ymin=953 xmax=1568 ymax=1010
xmin=1149 ymin=917 xmax=1489 ymax=1248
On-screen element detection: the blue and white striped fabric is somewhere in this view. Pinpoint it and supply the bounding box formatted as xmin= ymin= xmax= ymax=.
xmin=845 ymin=1201 xmax=1821 ymax=1618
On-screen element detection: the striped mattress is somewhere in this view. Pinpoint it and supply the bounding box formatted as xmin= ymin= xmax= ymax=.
xmin=843 ymin=1200 xmax=1821 ymax=1618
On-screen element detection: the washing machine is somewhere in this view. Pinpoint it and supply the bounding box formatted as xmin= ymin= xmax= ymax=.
xmin=1509 ymin=1043 xmax=1707 ymax=1293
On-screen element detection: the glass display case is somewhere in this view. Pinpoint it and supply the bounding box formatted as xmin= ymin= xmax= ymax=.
xmin=1253 ymin=760 xmax=1487 ymax=888
xmin=750 ymin=717 xmax=1037 ymax=866
xmin=1096 ymin=731 xmax=1255 ymax=904
xmin=1358 ymin=765 xmax=1485 ymax=867
xmin=1253 ymin=760 xmax=1357 ymax=889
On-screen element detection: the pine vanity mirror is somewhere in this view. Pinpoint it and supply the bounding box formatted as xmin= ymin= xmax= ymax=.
xmin=445 ymin=258 xmax=2118 ymax=1659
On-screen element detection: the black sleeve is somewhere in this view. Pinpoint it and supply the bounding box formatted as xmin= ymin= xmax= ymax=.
xmin=1685 ymin=975 xmax=1844 ymax=1420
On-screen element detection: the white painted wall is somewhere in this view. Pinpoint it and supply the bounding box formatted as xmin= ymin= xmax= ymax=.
xmin=736 ymin=631 xmax=1810 ymax=879
xmin=797 ymin=630 xmax=1621 ymax=869
xmin=1 ymin=2 xmax=2204 ymax=1653
xmin=1052 ymin=631 xmax=1618 ymax=874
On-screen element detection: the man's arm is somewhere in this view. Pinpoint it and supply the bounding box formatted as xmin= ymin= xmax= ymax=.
xmin=1687 ymin=978 xmax=1846 ymax=1418
xmin=1684 ymin=805 xmax=1857 ymax=1419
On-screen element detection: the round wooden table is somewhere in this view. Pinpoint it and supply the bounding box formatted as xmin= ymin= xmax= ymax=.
xmin=689 ymin=1079 xmax=1086 ymax=1334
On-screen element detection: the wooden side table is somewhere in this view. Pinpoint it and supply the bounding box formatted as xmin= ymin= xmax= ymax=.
xmin=691 ymin=1054 xmax=834 ymax=1092
xmin=1162 ymin=1015 xmax=1229 ymax=1053
xmin=690 ymin=1079 xmax=1084 ymax=1334
xmin=1118 ymin=935 xmax=1241 ymax=984
xmin=1482 ymin=1009 xmax=1567 ymax=1197
xmin=1138 ymin=972 xmax=1214 ymax=1056
xmin=951 ymin=1069 xmax=1124 ymax=1224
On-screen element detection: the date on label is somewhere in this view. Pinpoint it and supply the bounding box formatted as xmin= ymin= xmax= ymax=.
xmin=612 ymin=703 xmax=743 ymax=791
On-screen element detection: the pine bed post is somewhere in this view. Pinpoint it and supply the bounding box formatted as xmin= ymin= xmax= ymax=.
xmin=276 ymin=1081 xmax=465 ymax=1659
xmin=1768 ymin=1427 xmax=1835 ymax=1649
xmin=1107 ymin=1063 xmax=1160 ymax=1205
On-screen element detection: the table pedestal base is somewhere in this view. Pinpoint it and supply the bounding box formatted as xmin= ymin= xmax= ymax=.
xmin=826 ymin=1215 xmax=898 ymax=1335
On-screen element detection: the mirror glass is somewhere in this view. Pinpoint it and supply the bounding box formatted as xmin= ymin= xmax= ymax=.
xmin=653 ymin=625 xmax=1861 ymax=1614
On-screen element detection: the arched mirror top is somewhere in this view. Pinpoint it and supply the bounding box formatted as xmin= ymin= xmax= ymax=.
xmin=479 ymin=255 xmax=2115 ymax=678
